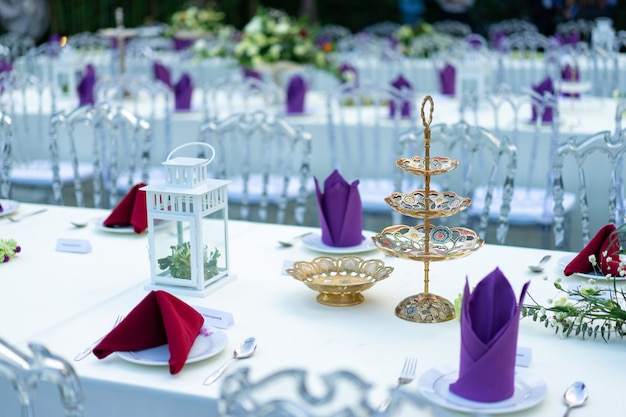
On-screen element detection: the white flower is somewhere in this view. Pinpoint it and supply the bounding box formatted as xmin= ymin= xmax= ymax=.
xmin=274 ymin=21 xmax=290 ymax=35
xmin=268 ymin=44 xmax=282 ymax=60
xmin=244 ymin=16 xmax=263 ymax=34
xmin=588 ymin=254 xmax=597 ymax=266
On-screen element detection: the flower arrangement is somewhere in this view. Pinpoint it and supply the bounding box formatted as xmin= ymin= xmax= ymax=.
xmin=0 ymin=238 xmax=21 ymax=263
xmin=191 ymin=26 xmax=239 ymax=59
xmin=157 ymin=242 xmax=220 ymax=280
xmin=522 ymin=253 xmax=626 ymax=341
xmin=165 ymin=5 xmax=226 ymax=38
xmin=233 ymin=7 xmax=338 ymax=76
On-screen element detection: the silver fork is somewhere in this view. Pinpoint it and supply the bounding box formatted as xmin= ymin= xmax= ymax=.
xmin=6 ymin=208 xmax=48 ymax=222
xmin=74 ymin=314 xmax=125 ymax=361
xmin=378 ymin=357 xmax=418 ymax=411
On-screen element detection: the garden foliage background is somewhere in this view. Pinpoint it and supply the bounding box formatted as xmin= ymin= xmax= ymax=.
xmin=44 ymin=0 xmax=625 ymax=40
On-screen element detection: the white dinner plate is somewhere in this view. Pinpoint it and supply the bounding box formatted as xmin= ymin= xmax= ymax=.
xmin=0 ymin=199 xmax=20 ymax=217
xmin=301 ymin=231 xmax=377 ymax=254
xmin=116 ymin=327 xmax=228 ymax=366
xmin=557 ymin=254 xmax=626 ymax=280
xmin=418 ymin=364 xmax=547 ymax=414
xmin=95 ymin=217 xmax=169 ymax=234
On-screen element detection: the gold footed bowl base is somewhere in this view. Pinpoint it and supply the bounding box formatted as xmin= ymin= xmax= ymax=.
xmin=395 ymin=292 xmax=456 ymax=323
xmin=317 ymin=292 xmax=365 ymax=307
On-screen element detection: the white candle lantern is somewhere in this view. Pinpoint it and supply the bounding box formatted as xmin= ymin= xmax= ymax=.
xmin=143 ymin=142 xmax=230 ymax=297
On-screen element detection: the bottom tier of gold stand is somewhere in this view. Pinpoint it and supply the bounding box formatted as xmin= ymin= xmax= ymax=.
xmin=395 ymin=292 xmax=456 ymax=323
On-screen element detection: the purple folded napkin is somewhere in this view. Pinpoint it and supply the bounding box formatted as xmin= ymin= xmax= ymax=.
xmin=555 ymin=32 xmax=580 ymax=46
xmin=173 ymin=37 xmax=195 ymax=51
xmin=438 ymin=63 xmax=455 ymax=96
xmin=315 ymin=170 xmax=364 ymax=247
xmin=389 ymin=75 xmax=412 ymax=118
xmin=242 ymin=67 xmax=263 ymax=81
xmin=492 ymin=31 xmax=507 ymax=52
xmin=530 ymin=76 xmax=554 ymax=123
xmin=449 ymin=268 xmax=530 ymax=403
xmin=48 ymin=33 xmax=61 ymax=57
xmin=561 ymin=64 xmax=580 ymax=98
xmin=174 ymin=73 xmax=193 ymax=111
xmin=0 ymin=58 xmax=13 ymax=75
xmin=153 ymin=61 xmax=172 ymax=88
xmin=339 ymin=63 xmax=358 ymax=86
xmin=286 ymin=75 xmax=307 ymax=114
xmin=77 ymin=64 xmax=96 ymax=107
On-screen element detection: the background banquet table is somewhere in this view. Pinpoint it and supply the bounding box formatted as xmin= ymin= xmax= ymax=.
xmin=0 ymin=202 xmax=624 ymax=416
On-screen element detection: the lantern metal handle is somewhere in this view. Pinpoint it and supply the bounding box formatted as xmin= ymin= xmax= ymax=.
xmin=166 ymin=142 xmax=216 ymax=166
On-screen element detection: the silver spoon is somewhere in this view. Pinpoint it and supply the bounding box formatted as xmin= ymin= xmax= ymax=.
xmin=278 ymin=232 xmax=313 ymax=247
xmin=203 ymin=337 xmax=257 ymax=385
xmin=563 ymin=381 xmax=588 ymax=417
xmin=528 ymin=255 xmax=551 ymax=272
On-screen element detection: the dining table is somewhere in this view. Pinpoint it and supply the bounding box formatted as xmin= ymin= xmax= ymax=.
xmin=0 ymin=201 xmax=623 ymax=416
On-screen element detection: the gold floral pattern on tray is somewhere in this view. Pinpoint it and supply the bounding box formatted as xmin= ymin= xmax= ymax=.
xmin=396 ymin=156 xmax=459 ymax=176
xmin=372 ymin=224 xmax=483 ymax=262
xmin=384 ymin=190 xmax=471 ymax=218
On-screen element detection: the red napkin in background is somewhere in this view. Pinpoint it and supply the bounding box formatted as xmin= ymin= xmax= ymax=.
xmin=564 ymin=224 xmax=621 ymax=276
xmin=103 ymin=183 xmax=148 ymax=233
xmin=93 ymin=290 xmax=204 ymax=375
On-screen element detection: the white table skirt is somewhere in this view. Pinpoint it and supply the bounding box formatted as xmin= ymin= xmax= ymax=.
xmin=1 ymin=203 xmax=624 ymax=416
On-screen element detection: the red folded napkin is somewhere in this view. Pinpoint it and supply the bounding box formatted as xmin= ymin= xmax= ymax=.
xmin=103 ymin=183 xmax=148 ymax=233
xmin=93 ymin=290 xmax=204 ymax=374
xmin=564 ymin=224 xmax=621 ymax=276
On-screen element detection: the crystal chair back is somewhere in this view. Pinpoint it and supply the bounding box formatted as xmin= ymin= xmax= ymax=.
xmin=219 ymin=367 xmax=376 ymax=417
xmin=326 ymin=79 xmax=418 ymax=220
xmin=50 ymin=103 xmax=151 ymax=208
xmin=553 ymin=129 xmax=626 ymax=249
xmin=396 ymin=121 xmax=517 ymax=244
xmin=0 ymin=110 xmax=13 ymax=199
xmin=198 ymin=110 xmax=313 ymax=225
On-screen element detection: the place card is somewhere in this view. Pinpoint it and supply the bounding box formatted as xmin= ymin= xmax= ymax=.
xmin=193 ymin=305 xmax=234 ymax=329
xmin=516 ymin=346 xmax=532 ymax=367
xmin=56 ymin=238 xmax=92 ymax=253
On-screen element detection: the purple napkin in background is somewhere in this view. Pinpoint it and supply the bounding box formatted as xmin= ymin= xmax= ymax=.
xmin=153 ymin=61 xmax=172 ymax=88
xmin=77 ymin=64 xmax=96 ymax=107
xmin=174 ymin=73 xmax=193 ymax=111
xmin=438 ymin=63 xmax=455 ymax=96
xmin=242 ymin=67 xmax=263 ymax=81
xmin=339 ymin=63 xmax=358 ymax=86
xmin=48 ymin=33 xmax=61 ymax=57
xmin=286 ymin=75 xmax=307 ymax=114
xmin=389 ymin=75 xmax=412 ymax=118
xmin=555 ymin=32 xmax=580 ymax=46
xmin=561 ymin=64 xmax=580 ymax=98
xmin=492 ymin=31 xmax=507 ymax=52
xmin=315 ymin=170 xmax=364 ymax=247
xmin=449 ymin=268 xmax=530 ymax=403
xmin=173 ymin=37 xmax=195 ymax=51
xmin=531 ymin=76 xmax=554 ymax=123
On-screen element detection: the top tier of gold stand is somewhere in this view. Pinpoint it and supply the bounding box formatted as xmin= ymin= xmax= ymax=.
xmin=372 ymin=96 xmax=484 ymax=323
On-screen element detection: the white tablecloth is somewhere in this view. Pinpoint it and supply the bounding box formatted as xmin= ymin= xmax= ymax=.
xmin=0 ymin=202 xmax=623 ymax=416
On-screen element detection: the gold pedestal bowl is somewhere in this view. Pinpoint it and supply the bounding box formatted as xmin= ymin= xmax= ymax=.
xmin=285 ymin=256 xmax=394 ymax=307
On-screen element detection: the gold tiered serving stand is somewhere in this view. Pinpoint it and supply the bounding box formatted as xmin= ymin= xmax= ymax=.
xmin=372 ymin=95 xmax=484 ymax=323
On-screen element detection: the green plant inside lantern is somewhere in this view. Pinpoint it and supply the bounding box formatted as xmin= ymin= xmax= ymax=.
xmin=157 ymin=242 xmax=220 ymax=280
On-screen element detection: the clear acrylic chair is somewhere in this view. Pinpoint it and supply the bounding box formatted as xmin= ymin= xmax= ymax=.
xmin=219 ymin=367 xmax=377 ymax=417
xmin=0 ymin=337 xmax=84 ymax=417
xmin=202 ymin=72 xmax=283 ymax=122
xmin=396 ymin=121 xmax=517 ymax=244
xmin=95 ymin=74 xmax=173 ymax=161
xmin=553 ymin=129 xmax=626 ymax=250
xmin=0 ymin=70 xmax=92 ymax=202
xmin=0 ymin=110 xmax=13 ymax=199
xmin=50 ymin=102 xmax=151 ymax=208
xmin=198 ymin=110 xmax=313 ymax=225
xmin=325 ymin=79 xmax=418 ymax=228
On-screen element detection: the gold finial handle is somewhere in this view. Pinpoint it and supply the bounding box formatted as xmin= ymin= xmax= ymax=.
xmin=421 ymin=95 xmax=434 ymax=128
